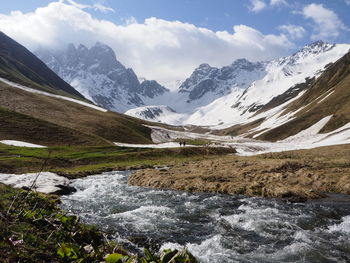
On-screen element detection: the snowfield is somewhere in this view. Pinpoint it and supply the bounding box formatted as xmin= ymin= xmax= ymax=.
xmin=0 ymin=140 xmax=47 ymax=148
xmin=113 ymin=119 xmax=350 ymax=156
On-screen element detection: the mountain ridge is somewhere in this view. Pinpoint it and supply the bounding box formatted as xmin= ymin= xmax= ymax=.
xmin=0 ymin=32 xmax=159 ymax=146
xmin=126 ymin=41 xmax=350 ymax=127
xmin=0 ymin=31 xmax=84 ymax=100
xmin=35 ymin=43 xmax=169 ymax=112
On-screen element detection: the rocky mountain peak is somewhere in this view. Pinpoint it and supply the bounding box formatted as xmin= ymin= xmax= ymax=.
xmin=35 ymin=42 xmax=169 ymax=112
xmin=139 ymin=80 xmax=169 ymax=98
xmin=301 ymin=40 xmax=334 ymax=54
xmin=198 ymin=63 xmax=212 ymax=70
xmin=179 ymin=58 xmax=266 ymax=101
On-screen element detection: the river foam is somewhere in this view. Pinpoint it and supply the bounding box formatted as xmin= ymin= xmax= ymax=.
xmin=61 ymin=171 xmax=350 ymax=263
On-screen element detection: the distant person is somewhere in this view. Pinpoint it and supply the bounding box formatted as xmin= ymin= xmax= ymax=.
xmin=183 ymin=141 xmax=186 ymax=147
xmin=179 ymin=141 xmax=182 ymax=147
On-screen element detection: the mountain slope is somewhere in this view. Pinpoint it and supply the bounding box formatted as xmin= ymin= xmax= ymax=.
xmin=255 ymin=50 xmax=350 ymax=141
xmin=178 ymin=59 xmax=266 ymax=102
xmin=0 ymin=32 xmax=84 ymax=99
xmin=0 ymin=33 xmax=157 ymax=146
xmin=0 ymin=80 xmax=153 ymax=145
xmin=0 ymin=106 xmax=108 ymax=146
xmin=35 ymin=43 xmax=169 ymax=112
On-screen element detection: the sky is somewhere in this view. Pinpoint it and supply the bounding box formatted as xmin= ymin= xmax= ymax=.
xmin=0 ymin=0 xmax=349 ymax=87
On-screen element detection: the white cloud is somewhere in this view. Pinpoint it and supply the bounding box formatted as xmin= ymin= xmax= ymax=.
xmin=123 ymin=16 xmax=138 ymax=25
xmin=66 ymin=0 xmax=115 ymax=13
xmin=302 ymin=4 xmax=347 ymax=41
xmin=249 ymin=0 xmax=267 ymax=13
xmin=345 ymin=0 xmax=350 ymax=6
xmin=0 ymin=1 xmax=293 ymax=87
xmin=270 ymin=0 xmax=288 ymax=6
xmin=66 ymin=0 xmax=90 ymax=9
xmin=249 ymin=0 xmax=288 ymax=13
xmin=93 ymin=3 xmax=115 ymax=13
xmin=279 ymin=24 xmax=305 ymax=39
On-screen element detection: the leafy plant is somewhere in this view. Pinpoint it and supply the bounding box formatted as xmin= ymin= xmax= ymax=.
xmin=57 ymin=243 xmax=81 ymax=260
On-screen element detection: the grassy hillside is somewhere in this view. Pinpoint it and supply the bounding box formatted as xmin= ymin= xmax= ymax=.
xmin=0 ymin=32 xmax=84 ymax=99
xmin=0 ymin=107 xmax=109 ymax=146
xmin=258 ymin=51 xmax=350 ymax=141
xmin=0 ymin=81 xmax=154 ymax=145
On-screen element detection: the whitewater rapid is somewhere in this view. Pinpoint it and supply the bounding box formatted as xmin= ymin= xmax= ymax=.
xmin=61 ymin=171 xmax=350 ymax=263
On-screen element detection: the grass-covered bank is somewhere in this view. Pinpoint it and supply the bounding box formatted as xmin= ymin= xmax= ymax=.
xmin=0 ymin=183 xmax=198 ymax=262
xmin=0 ymin=144 xmax=236 ymax=179
xmin=129 ymin=144 xmax=350 ymax=201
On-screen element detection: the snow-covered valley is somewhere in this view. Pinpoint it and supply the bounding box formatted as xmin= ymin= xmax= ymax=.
xmin=112 ymin=116 xmax=350 ymax=156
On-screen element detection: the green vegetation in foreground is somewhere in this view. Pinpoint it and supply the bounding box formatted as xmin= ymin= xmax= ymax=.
xmin=0 ymin=184 xmax=198 ymax=262
xmin=0 ymin=144 xmax=236 ymax=178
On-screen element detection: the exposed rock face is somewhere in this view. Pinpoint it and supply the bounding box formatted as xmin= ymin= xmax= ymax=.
xmin=35 ymin=43 xmax=168 ymax=112
xmin=179 ymin=59 xmax=266 ymax=101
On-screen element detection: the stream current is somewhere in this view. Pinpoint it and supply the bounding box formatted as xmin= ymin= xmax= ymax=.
xmin=61 ymin=171 xmax=350 ymax=263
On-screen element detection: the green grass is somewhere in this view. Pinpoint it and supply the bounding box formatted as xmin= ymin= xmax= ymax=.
xmin=0 ymin=184 xmax=109 ymax=262
xmin=0 ymin=144 xmax=236 ymax=178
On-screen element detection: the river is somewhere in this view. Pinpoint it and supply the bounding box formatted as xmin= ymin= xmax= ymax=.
xmin=61 ymin=171 xmax=350 ymax=263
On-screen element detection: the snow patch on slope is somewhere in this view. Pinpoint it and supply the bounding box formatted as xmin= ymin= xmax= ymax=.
xmin=282 ymin=116 xmax=333 ymax=143
xmin=317 ymin=90 xmax=335 ymax=104
xmin=0 ymin=77 xmax=108 ymax=112
xmin=126 ymin=105 xmax=187 ymax=125
xmin=0 ymin=140 xmax=46 ymax=148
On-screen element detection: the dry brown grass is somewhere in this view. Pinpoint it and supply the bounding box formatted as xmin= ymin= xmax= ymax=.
xmin=129 ymin=144 xmax=350 ymax=201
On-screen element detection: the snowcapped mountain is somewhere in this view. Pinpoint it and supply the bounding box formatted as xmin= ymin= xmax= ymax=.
xmin=35 ymin=43 xmax=168 ymax=112
xmin=127 ymin=41 xmax=350 ymax=127
xmin=179 ymin=59 xmax=266 ymax=102
xmin=126 ymin=58 xmax=269 ymax=123
xmin=35 ymin=40 xmax=350 ymax=130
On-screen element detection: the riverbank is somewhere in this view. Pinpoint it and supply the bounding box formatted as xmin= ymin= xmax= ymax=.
xmin=0 ymin=183 xmax=198 ymax=262
xmin=129 ymin=144 xmax=350 ymax=201
xmin=62 ymin=170 xmax=350 ymax=263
